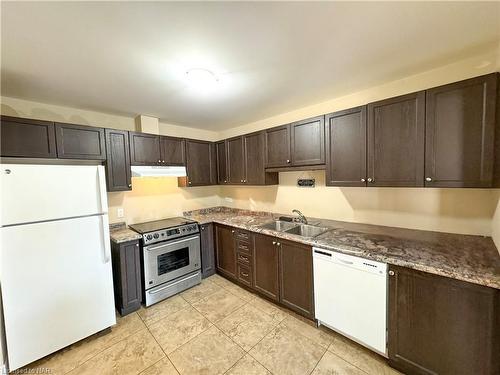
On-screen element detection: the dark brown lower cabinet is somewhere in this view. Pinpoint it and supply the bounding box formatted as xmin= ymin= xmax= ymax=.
xmin=200 ymin=223 xmax=215 ymax=278
xmin=388 ymin=265 xmax=499 ymax=375
xmin=215 ymin=225 xmax=236 ymax=279
xmin=279 ymin=240 xmax=314 ymax=319
xmin=253 ymin=233 xmax=280 ymax=301
xmin=111 ymin=240 xmax=142 ymax=316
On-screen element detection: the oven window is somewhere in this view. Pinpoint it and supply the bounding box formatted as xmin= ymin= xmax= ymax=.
xmin=157 ymin=247 xmax=189 ymax=275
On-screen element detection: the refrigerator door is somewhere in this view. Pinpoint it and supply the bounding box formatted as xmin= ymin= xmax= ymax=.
xmin=0 ymin=164 xmax=108 ymax=226
xmin=1 ymin=215 xmax=116 ymax=370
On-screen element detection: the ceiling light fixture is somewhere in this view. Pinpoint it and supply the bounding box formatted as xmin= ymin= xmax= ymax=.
xmin=185 ymin=68 xmax=219 ymax=90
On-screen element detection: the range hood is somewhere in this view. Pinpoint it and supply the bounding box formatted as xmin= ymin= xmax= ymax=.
xmin=131 ymin=165 xmax=187 ymax=177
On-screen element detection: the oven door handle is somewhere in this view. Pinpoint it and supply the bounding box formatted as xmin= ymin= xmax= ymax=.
xmin=144 ymin=235 xmax=199 ymax=252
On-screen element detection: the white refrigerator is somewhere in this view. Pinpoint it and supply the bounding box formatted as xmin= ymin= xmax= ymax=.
xmin=0 ymin=164 xmax=116 ymax=371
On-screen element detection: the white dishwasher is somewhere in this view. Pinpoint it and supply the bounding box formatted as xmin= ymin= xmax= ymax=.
xmin=313 ymin=247 xmax=388 ymax=356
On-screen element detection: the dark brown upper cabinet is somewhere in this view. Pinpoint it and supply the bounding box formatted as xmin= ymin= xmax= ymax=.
xmin=265 ymin=124 xmax=291 ymax=168
xmin=290 ymin=116 xmax=325 ymax=166
xmin=388 ymin=265 xmax=499 ymax=375
xmin=160 ymin=136 xmax=185 ymax=166
xmin=105 ymin=129 xmax=131 ymax=192
xmin=0 ymin=116 xmax=57 ymax=158
xmin=179 ymin=139 xmax=216 ymax=186
xmin=216 ymin=141 xmax=228 ymax=184
xmin=425 ymin=73 xmax=498 ymax=188
xmin=129 ymin=131 xmax=161 ymax=165
xmin=279 ymin=239 xmax=314 ymax=319
xmin=265 ymin=116 xmax=325 ymax=170
xmin=55 ymin=122 xmax=106 ymax=160
xmin=325 ymin=107 xmax=367 ymax=187
xmin=219 ymin=132 xmax=278 ymax=186
xmin=367 ymin=92 xmax=425 ymax=187
xmin=226 ymin=136 xmax=245 ymax=184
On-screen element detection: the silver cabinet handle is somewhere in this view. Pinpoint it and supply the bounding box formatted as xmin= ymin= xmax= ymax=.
xmin=201 ymin=226 xmax=205 ymax=231
xmin=286 ymin=159 xmax=290 ymax=163
xmin=276 ymin=242 xmax=281 ymax=246
xmin=188 ymin=181 xmax=192 ymax=185
xmin=241 ymin=272 xmax=249 ymax=277
xmin=388 ymin=270 xmax=395 ymax=276
xmin=243 ymin=180 xmax=247 ymax=183
xmin=128 ymin=183 xmax=132 ymax=188
xmin=240 ymin=179 xmax=244 ymax=183
xmin=231 ymin=230 xmax=235 ymax=234
xmin=272 ymin=241 xmax=276 ymax=245
xmin=367 ymin=178 xmax=373 ymax=183
xmin=162 ymin=160 xmax=165 ymax=163
xmin=158 ymin=159 xmax=161 ymax=163
xmin=224 ymin=180 xmax=227 ymax=183
xmin=425 ymin=177 xmax=432 ymax=182
xmin=361 ymin=178 xmax=366 ymax=182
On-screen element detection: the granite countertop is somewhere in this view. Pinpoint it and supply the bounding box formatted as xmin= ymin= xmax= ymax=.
xmin=184 ymin=207 xmax=500 ymax=289
xmin=109 ymin=222 xmax=142 ymax=244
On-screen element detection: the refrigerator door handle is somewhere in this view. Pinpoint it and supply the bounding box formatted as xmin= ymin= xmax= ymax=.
xmin=96 ymin=166 xmax=108 ymax=214
xmin=99 ymin=215 xmax=111 ymax=263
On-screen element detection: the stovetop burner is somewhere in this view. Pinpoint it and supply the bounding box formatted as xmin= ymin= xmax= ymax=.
xmin=129 ymin=217 xmax=196 ymax=234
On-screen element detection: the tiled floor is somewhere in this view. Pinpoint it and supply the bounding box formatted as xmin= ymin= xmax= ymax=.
xmin=22 ymin=275 xmax=402 ymax=375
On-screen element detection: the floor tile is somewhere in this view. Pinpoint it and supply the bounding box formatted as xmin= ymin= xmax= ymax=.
xmin=249 ymin=325 xmax=325 ymax=375
xmin=280 ymin=315 xmax=334 ymax=348
xmin=223 ymin=283 xmax=257 ymax=302
xmin=148 ymin=306 xmax=212 ymax=354
xmin=140 ymin=357 xmax=180 ymax=375
xmin=328 ymin=335 xmax=401 ymax=375
xmin=192 ymin=289 xmax=246 ymax=323
xmin=226 ymin=354 xmax=271 ymax=375
xmin=252 ymin=296 xmax=289 ymax=322
xmin=180 ymin=278 xmax=221 ymax=304
xmin=26 ymin=312 xmax=146 ymax=374
xmin=67 ymin=329 xmax=164 ymax=375
xmin=208 ymin=274 xmax=236 ymax=288
xmin=169 ymin=326 xmax=245 ymax=375
xmin=311 ymin=350 xmax=367 ymax=375
xmin=137 ymin=295 xmax=189 ymax=326
xmin=217 ymin=304 xmax=280 ymax=351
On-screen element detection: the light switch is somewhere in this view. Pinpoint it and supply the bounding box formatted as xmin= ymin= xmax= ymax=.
xmin=117 ymin=208 xmax=124 ymax=218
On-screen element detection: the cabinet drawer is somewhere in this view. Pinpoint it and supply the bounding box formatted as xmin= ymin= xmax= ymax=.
xmin=236 ymin=251 xmax=252 ymax=266
xmin=235 ymin=230 xmax=252 ymax=241
xmin=236 ymin=240 xmax=252 ymax=254
xmin=237 ymin=263 xmax=252 ymax=287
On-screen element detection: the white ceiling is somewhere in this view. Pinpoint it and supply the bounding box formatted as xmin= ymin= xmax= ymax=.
xmin=1 ymin=2 xmax=499 ymax=131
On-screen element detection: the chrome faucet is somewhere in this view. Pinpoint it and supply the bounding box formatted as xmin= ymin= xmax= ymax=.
xmin=292 ymin=209 xmax=308 ymax=224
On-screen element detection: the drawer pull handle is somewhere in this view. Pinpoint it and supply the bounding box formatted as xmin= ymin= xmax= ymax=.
xmin=239 ymin=255 xmax=248 ymax=261
xmin=241 ymin=272 xmax=249 ymax=277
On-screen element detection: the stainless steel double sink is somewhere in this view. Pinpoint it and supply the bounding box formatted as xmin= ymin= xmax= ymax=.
xmin=259 ymin=220 xmax=329 ymax=238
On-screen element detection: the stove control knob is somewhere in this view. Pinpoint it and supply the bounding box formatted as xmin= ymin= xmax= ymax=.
xmin=146 ymin=234 xmax=153 ymax=241
xmin=153 ymin=233 xmax=159 ymax=239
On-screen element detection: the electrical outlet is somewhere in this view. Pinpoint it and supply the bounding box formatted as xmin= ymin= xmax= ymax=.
xmin=117 ymin=208 xmax=124 ymax=218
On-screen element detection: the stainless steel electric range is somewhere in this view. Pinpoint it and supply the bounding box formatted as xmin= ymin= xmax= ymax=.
xmin=129 ymin=217 xmax=201 ymax=306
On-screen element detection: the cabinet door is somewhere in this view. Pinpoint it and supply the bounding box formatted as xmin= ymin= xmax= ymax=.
xmin=253 ymin=233 xmax=279 ymax=301
xmin=325 ymin=107 xmax=367 ymax=186
xmin=244 ymin=132 xmax=265 ymax=185
xmin=200 ymin=223 xmax=215 ymax=278
xmin=215 ymin=225 xmax=236 ymax=279
xmin=290 ymin=116 xmax=325 ymax=166
xmin=160 ymin=136 xmax=185 ymax=166
xmin=279 ymin=240 xmax=314 ymax=318
xmin=227 ymin=136 xmax=245 ymax=184
xmin=265 ymin=125 xmax=291 ymax=168
xmin=129 ymin=132 xmax=161 ymax=165
xmin=105 ymin=129 xmax=131 ymax=192
xmin=55 ymin=123 xmax=106 ymax=160
xmin=216 ymin=141 xmax=228 ymax=184
xmin=111 ymin=240 xmax=142 ymax=316
xmin=425 ymin=73 xmax=497 ymax=187
xmin=388 ymin=265 xmax=499 ymax=375
xmin=0 ymin=116 xmax=57 ymax=158
xmin=184 ymin=140 xmax=216 ymax=186
xmin=367 ymin=92 xmax=425 ymax=187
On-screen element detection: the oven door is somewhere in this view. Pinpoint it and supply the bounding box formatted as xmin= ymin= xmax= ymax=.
xmin=143 ymin=235 xmax=201 ymax=289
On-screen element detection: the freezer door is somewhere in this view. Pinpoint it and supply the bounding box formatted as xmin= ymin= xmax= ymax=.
xmin=1 ymin=164 xmax=108 ymax=226
xmin=1 ymin=215 xmax=116 ymax=370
